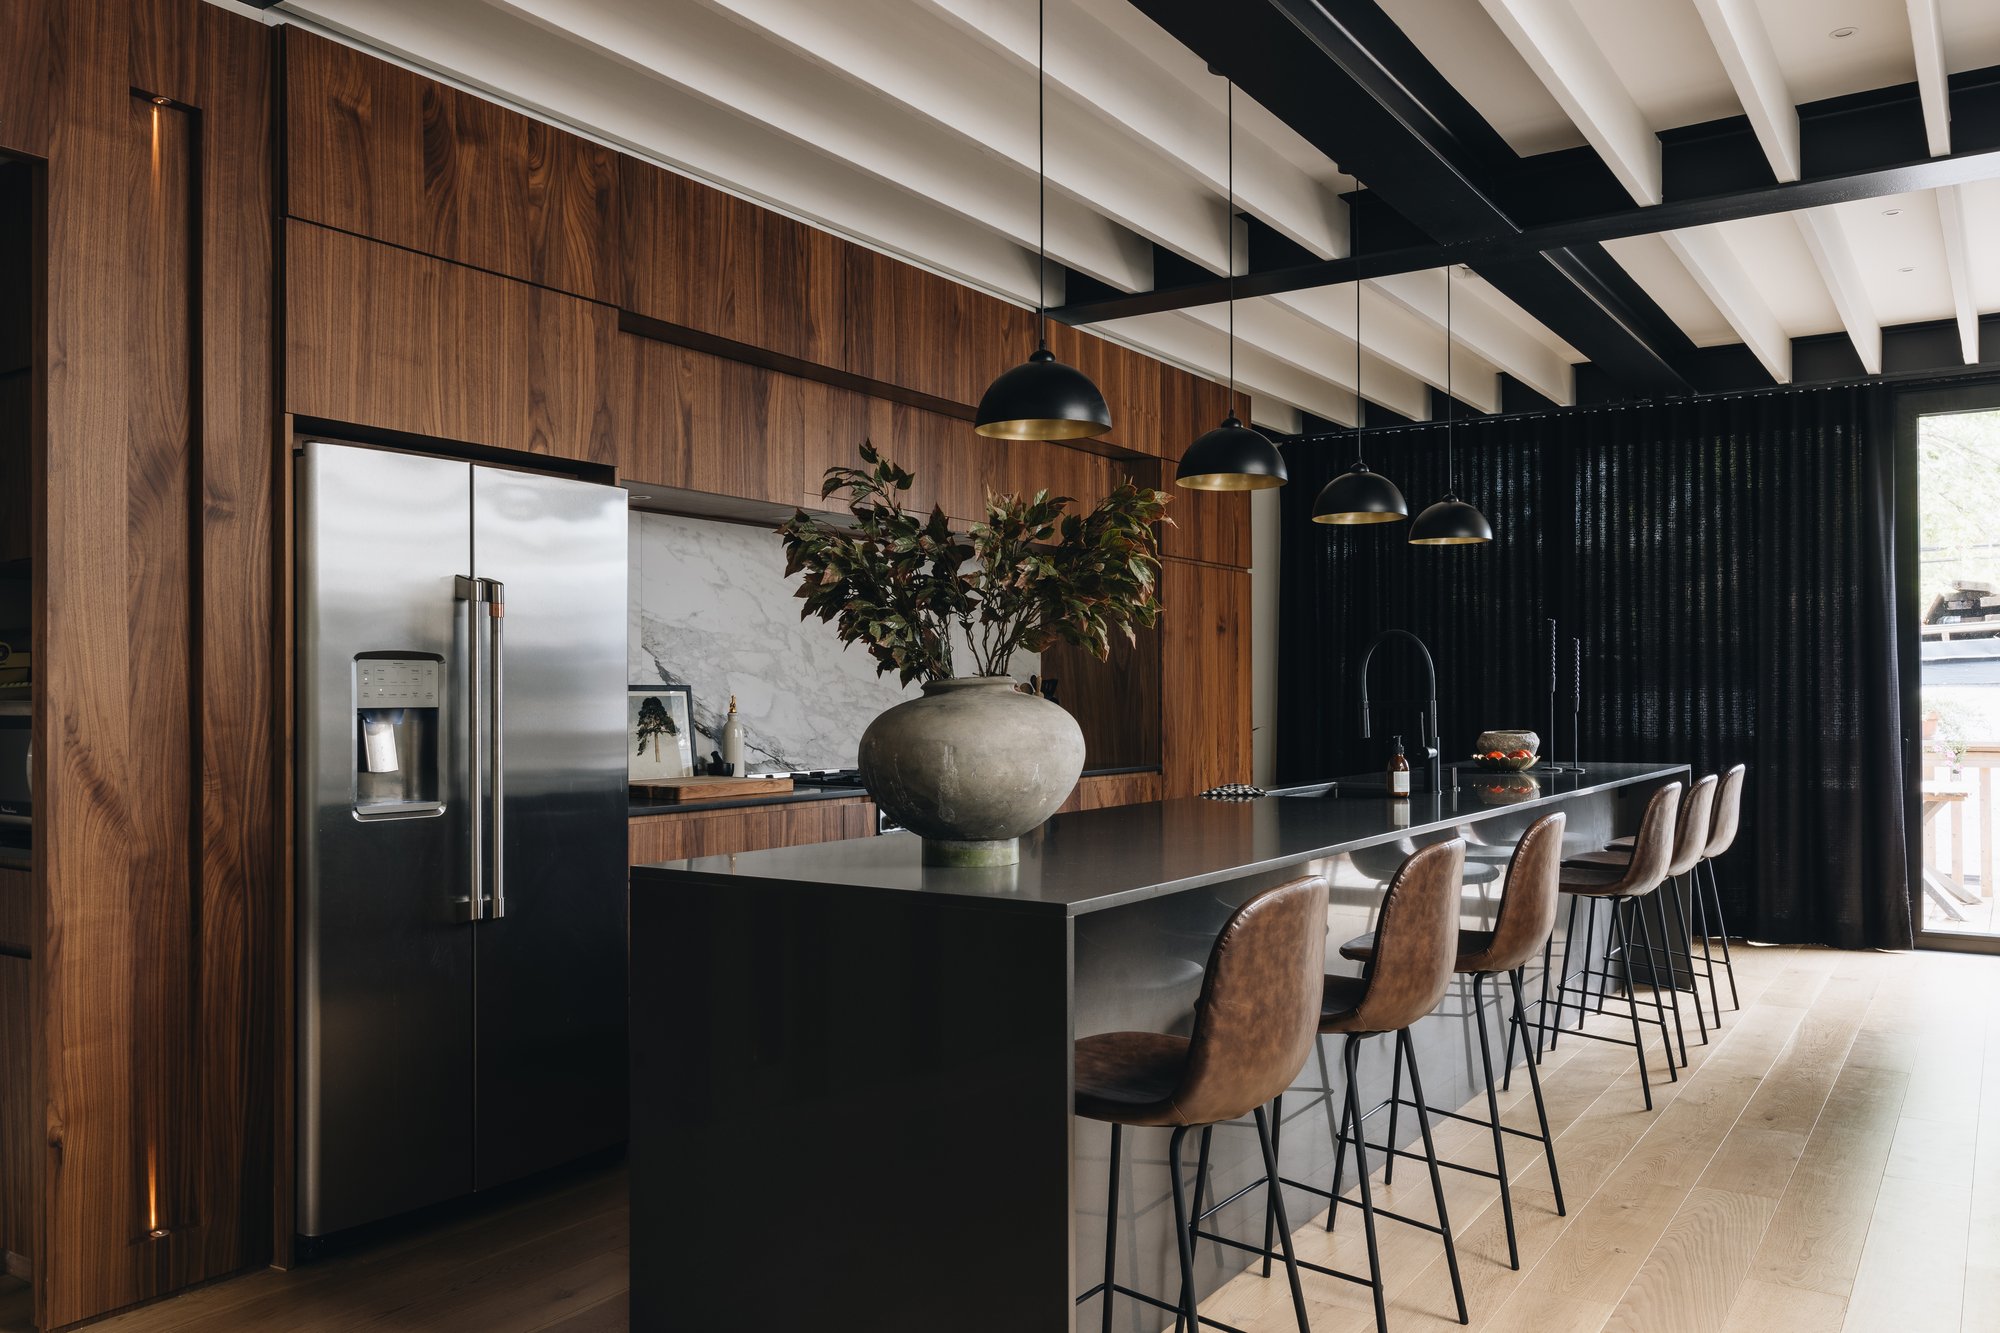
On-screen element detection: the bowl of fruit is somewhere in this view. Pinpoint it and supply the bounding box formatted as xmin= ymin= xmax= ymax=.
xmin=1472 ymin=729 xmax=1540 ymax=772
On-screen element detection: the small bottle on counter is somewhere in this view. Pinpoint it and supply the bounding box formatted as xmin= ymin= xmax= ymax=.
xmin=721 ymin=695 xmax=746 ymax=776
xmin=1386 ymin=735 xmax=1411 ymax=799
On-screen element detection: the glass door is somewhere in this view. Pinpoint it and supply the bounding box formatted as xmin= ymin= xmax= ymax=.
xmin=1901 ymin=386 xmax=2000 ymax=952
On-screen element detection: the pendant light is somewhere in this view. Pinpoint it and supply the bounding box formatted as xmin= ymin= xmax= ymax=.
xmin=1177 ymin=81 xmax=1286 ymax=491
xmin=1311 ymin=194 xmax=1408 ymax=524
xmin=974 ymin=0 xmax=1112 ymax=442
xmin=1409 ymin=265 xmax=1494 ymax=545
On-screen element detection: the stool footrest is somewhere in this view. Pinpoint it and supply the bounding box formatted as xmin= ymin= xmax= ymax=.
xmin=1194 ymin=1228 xmax=1377 ymax=1293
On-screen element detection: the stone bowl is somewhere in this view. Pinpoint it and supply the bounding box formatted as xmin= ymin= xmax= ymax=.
xmin=1471 ymin=728 xmax=1540 ymax=771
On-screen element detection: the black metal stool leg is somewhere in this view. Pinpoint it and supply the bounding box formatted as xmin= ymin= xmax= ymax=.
xmin=1253 ymin=1105 xmax=1313 ymax=1333
xmin=1691 ymin=866 xmax=1723 ymax=1022
xmin=1510 ymin=968 xmax=1565 ymax=1214
xmin=1632 ymin=895 xmax=1680 ymax=1078
xmin=1261 ymin=1094 xmax=1282 ymax=1278
xmin=1609 ymin=901 xmax=1655 ymax=1110
xmin=1669 ymin=874 xmax=1714 ymax=1039
xmin=1550 ymin=895 xmax=1582 ymax=1052
xmin=1189 ymin=1124 xmax=1214 ymax=1282
xmin=1383 ymin=1023 xmax=1405 ymax=1185
xmin=1649 ymin=889 xmax=1693 ymax=1065
xmin=1100 ymin=1123 xmax=1122 ymax=1333
xmin=1399 ymin=1027 xmax=1468 ymax=1324
xmin=1472 ymin=972 xmax=1519 ymax=1269
xmin=1704 ymin=859 xmax=1741 ymax=1010
xmin=1343 ymin=1035 xmax=1389 ymax=1333
xmin=1169 ymin=1125 xmax=1200 ymax=1333
xmin=1326 ymin=1061 xmax=1354 ymax=1233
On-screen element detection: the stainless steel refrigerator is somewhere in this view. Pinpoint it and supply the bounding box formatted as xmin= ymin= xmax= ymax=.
xmin=296 ymin=440 xmax=628 ymax=1239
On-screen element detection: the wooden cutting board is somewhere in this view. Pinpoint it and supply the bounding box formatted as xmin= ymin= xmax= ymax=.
xmin=629 ymin=774 xmax=795 ymax=801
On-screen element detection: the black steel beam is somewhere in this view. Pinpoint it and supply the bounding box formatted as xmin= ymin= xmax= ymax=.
xmin=1108 ymin=0 xmax=1698 ymax=393
xmin=1053 ymin=63 xmax=2000 ymax=330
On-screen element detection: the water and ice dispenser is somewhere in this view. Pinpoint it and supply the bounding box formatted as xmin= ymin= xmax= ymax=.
xmin=353 ymin=654 xmax=443 ymax=817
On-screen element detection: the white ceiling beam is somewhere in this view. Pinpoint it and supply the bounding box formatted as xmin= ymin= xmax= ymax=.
xmin=1794 ymin=209 xmax=1882 ymax=375
xmin=488 ymin=0 xmax=1158 ymax=291
xmin=1371 ymin=270 xmax=1574 ymax=405
xmin=1938 ymin=184 xmax=1980 ymax=364
xmin=913 ymin=0 xmax=1349 ymax=260
xmin=1689 ymin=0 xmax=1800 ymax=181
xmin=1473 ymin=0 xmax=1661 ymax=205
xmin=665 ymin=0 xmax=1237 ymax=275
xmin=1662 ymin=227 xmax=1792 ymax=382
xmin=278 ymin=0 xmax=1052 ymax=300
xmin=1180 ymin=298 xmax=1445 ymax=420
xmin=1099 ymin=312 xmax=1363 ymax=426
xmin=1267 ymin=284 xmax=1501 ymax=413
xmin=1908 ymin=0 xmax=1952 ymax=156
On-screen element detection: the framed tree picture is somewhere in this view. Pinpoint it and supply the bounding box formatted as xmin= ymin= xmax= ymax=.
xmin=628 ymin=684 xmax=696 ymax=779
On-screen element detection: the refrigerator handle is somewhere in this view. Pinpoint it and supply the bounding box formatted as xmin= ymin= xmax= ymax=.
xmin=455 ymin=575 xmax=485 ymax=923
xmin=483 ymin=578 xmax=507 ymax=919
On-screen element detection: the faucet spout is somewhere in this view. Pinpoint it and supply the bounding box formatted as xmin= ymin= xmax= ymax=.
xmin=1357 ymin=629 xmax=1450 ymax=794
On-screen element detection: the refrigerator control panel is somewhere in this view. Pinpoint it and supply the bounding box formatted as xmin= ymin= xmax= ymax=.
xmin=355 ymin=659 xmax=441 ymax=708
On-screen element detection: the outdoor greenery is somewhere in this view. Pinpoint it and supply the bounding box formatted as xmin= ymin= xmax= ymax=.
xmin=1919 ymin=409 xmax=2000 ymax=594
xmin=778 ymin=441 xmax=1171 ymax=685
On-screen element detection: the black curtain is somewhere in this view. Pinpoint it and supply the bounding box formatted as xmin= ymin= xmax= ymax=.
xmin=1276 ymin=385 xmax=1910 ymax=949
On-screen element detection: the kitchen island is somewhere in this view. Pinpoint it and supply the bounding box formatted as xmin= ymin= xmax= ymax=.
xmin=629 ymin=761 xmax=1685 ymax=1332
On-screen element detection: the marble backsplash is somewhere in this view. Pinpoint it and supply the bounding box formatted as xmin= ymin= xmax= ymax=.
xmin=629 ymin=511 xmax=1035 ymax=771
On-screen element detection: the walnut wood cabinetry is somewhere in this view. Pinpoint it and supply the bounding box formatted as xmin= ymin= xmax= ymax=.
xmin=628 ymin=798 xmax=878 ymax=865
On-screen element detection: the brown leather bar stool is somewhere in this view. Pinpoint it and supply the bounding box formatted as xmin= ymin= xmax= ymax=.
xmin=1567 ymin=774 xmax=1716 ymax=1063
xmin=1528 ymin=781 xmax=1682 ymax=1110
xmin=1335 ymin=812 xmax=1569 ymax=1272
xmin=1075 ymin=874 xmax=1329 ymax=1333
xmin=1215 ymin=839 xmax=1470 ymax=1333
xmin=1599 ymin=769 xmax=1733 ymax=1033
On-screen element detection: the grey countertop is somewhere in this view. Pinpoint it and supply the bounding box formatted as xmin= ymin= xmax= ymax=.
xmin=631 ymin=761 xmax=1686 ymax=916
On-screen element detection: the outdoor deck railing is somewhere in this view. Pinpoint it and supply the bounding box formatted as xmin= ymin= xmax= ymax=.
xmin=1924 ymin=741 xmax=2000 ymax=901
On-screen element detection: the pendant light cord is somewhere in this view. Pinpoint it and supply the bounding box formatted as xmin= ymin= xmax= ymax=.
xmin=1444 ymin=264 xmax=1454 ymax=493
xmin=1036 ymin=0 xmax=1047 ymax=349
xmin=1353 ymin=193 xmax=1364 ymax=463
xmin=1226 ymin=80 xmax=1235 ymax=400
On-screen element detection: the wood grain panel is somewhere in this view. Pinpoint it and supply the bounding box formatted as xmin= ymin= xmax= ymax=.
xmin=0 ymin=954 xmax=29 ymax=1270
xmin=1055 ymin=770 xmax=1163 ymax=814
xmin=1039 ymin=627 xmax=1161 ymax=774
xmin=0 ymin=868 xmax=28 ymax=957
xmin=31 ymin=2 xmax=279 ymax=1324
xmin=1159 ymin=558 xmax=1252 ymax=797
xmin=286 ymin=220 xmax=627 ymax=466
xmin=627 ymin=798 xmax=877 ymax=866
xmin=0 ymin=1 xmax=55 ymax=157
xmin=285 ymin=30 xmax=622 ymax=305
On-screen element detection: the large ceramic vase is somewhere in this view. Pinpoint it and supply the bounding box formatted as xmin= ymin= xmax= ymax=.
xmin=858 ymin=676 xmax=1085 ymax=866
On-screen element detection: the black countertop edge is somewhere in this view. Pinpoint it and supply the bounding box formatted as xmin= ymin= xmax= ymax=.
xmin=631 ymin=761 xmax=1690 ymax=918
xmin=628 ymin=787 xmax=868 ymax=818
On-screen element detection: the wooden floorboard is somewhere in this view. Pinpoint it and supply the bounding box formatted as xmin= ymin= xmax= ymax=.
xmin=2 ymin=944 xmax=1992 ymax=1332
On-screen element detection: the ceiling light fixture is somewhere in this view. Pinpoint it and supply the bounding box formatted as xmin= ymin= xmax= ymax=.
xmin=1177 ymin=80 xmax=1287 ymax=492
xmin=974 ymin=0 xmax=1112 ymax=442
xmin=1408 ymin=265 xmax=1494 ymax=546
xmin=1312 ymin=193 xmax=1408 ymax=525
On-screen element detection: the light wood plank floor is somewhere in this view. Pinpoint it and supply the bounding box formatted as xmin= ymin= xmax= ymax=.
xmin=2 ymin=943 xmax=1992 ymax=1332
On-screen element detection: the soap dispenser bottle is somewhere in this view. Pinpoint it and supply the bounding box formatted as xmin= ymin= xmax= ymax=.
xmin=1386 ymin=735 xmax=1411 ymax=798
xmin=721 ymin=695 xmax=746 ymax=776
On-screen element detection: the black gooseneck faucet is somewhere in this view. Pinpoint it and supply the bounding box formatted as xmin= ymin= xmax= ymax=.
xmin=1358 ymin=629 xmax=1451 ymax=794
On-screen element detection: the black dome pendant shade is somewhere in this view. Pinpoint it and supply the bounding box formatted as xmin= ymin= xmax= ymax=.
xmin=976 ymin=346 xmax=1113 ymax=441
xmin=1312 ymin=461 xmax=1407 ymax=523
xmin=1409 ymin=265 xmax=1493 ymax=546
xmin=975 ymin=0 xmax=1111 ymax=443
xmin=1176 ymin=81 xmax=1286 ymax=491
xmin=1309 ymin=188 xmax=1406 ymax=524
xmin=1178 ymin=414 xmax=1287 ymax=490
xmin=1409 ymin=493 xmax=1495 ymax=544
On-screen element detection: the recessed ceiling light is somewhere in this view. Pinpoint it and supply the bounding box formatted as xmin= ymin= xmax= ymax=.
xmin=1883 ymin=208 xmax=1903 ymax=216
xmin=1830 ymin=26 xmax=1857 ymax=38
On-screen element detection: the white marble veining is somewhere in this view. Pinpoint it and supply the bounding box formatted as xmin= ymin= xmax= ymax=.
xmin=629 ymin=511 xmax=1035 ymax=771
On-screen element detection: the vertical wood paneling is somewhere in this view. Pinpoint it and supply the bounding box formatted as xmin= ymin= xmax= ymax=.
xmin=1160 ymin=558 xmax=1252 ymax=797
xmin=625 ymin=798 xmax=877 ymax=865
xmin=0 ymin=2 xmax=56 ymax=157
xmin=0 ymin=953 xmax=30 ymax=1270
